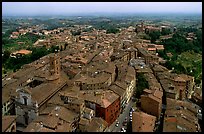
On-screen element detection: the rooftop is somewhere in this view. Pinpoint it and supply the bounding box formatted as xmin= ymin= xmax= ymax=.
xmin=108 ymin=84 xmax=125 ymax=98
xmin=12 ymin=49 xmax=32 ymax=55
xmin=60 ymin=89 xmax=119 ymax=108
xmin=86 ymin=117 xmax=108 ymax=132
xmin=24 ymin=105 xmax=77 ymax=132
xmin=2 ymin=116 xmax=16 ymax=132
xmin=132 ymin=111 xmax=156 ymax=132
xmin=164 ymin=98 xmax=200 ymax=132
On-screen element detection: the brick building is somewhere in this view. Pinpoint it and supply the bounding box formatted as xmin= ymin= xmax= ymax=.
xmin=170 ymin=74 xmax=194 ymax=100
xmin=163 ymin=98 xmax=201 ymax=132
xmin=59 ymin=88 xmax=120 ymax=127
xmin=137 ymin=47 xmax=159 ymax=65
xmin=74 ymin=61 xmax=116 ymax=90
xmin=24 ymin=105 xmax=79 ymax=132
xmin=141 ymin=89 xmax=163 ymax=118
xmin=14 ymin=53 xmax=68 ymax=130
xmin=132 ymin=111 xmax=156 ymax=132
xmin=79 ymin=117 xmax=108 ymax=132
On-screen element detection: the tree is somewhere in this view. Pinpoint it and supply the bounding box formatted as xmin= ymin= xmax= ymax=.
xmin=71 ymin=30 xmax=81 ymax=36
xmin=31 ymin=46 xmax=48 ymax=61
xmin=2 ymin=50 xmax=11 ymax=64
xmin=161 ymin=28 xmax=172 ymax=35
xmin=157 ymin=50 xmax=169 ymax=60
xmin=135 ymin=73 xmax=149 ymax=99
xmin=149 ymin=31 xmax=161 ymax=43
xmin=106 ymin=27 xmax=119 ymax=34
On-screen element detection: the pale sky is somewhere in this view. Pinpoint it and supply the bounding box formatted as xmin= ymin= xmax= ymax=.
xmin=2 ymin=2 xmax=202 ymax=16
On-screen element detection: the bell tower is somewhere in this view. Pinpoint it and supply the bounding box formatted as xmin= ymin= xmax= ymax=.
xmin=49 ymin=52 xmax=60 ymax=76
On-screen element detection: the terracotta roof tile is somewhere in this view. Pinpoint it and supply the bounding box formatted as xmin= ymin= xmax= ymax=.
xmin=2 ymin=116 xmax=16 ymax=132
xmin=132 ymin=111 xmax=156 ymax=132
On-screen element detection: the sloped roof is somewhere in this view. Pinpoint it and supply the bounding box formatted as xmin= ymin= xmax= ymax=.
xmin=132 ymin=111 xmax=156 ymax=132
xmin=2 ymin=116 xmax=16 ymax=132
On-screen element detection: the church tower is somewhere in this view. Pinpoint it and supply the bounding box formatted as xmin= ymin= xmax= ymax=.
xmin=49 ymin=52 xmax=60 ymax=76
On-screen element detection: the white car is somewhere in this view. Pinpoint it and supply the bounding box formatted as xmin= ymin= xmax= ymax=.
xmin=121 ymin=127 xmax=126 ymax=132
xmin=115 ymin=121 xmax=119 ymax=127
xmin=132 ymin=108 xmax=135 ymax=112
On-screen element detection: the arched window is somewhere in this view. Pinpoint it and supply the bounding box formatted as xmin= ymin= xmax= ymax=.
xmin=23 ymin=96 xmax=28 ymax=105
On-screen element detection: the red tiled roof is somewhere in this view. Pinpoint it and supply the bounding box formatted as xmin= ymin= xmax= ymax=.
xmin=166 ymin=117 xmax=177 ymax=123
xmin=2 ymin=116 xmax=16 ymax=132
xmin=132 ymin=111 xmax=156 ymax=132
xmin=13 ymin=49 xmax=32 ymax=55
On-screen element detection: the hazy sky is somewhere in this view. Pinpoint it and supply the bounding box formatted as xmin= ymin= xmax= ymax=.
xmin=2 ymin=2 xmax=202 ymax=16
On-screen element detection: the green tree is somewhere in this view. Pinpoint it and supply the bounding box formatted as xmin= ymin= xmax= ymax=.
xmin=161 ymin=28 xmax=172 ymax=35
xmin=71 ymin=30 xmax=81 ymax=36
xmin=157 ymin=50 xmax=169 ymax=60
xmin=2 ymin=50 xmax=11 ymax=64
xmin=31 ymin=46 xmax=48 ymax=61
xmin=135 ymin=73 xmax=149 ymax=99
xmin=149 ymin=31 xmax=161 ymax=43
xmin=106 ymin=27 xmax=119 ymax=34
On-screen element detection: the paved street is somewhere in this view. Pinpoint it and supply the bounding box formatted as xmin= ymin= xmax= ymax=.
xmin=106 ymin=99 xmax=134 ymax=132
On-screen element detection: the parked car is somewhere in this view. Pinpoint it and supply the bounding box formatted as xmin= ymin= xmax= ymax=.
xmin=115 ymin=121 xmax=119 ymax=127
xmin=130 ymin=112 xmax=132 ymax=117
xmin=121 ymin=127 xmax=126 ymax=132
xmin=131 ymin=108 xmax=135 ymax=112
xmin=123 ymin=121 xmax=127 ymax=126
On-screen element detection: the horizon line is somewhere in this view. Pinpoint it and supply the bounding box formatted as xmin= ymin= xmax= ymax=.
xmin=2 ymin=12 xmax=202 ymax=17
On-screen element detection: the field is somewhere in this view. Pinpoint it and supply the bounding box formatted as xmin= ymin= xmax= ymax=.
xmin=176 ymin=50 xmax=202 ymax=83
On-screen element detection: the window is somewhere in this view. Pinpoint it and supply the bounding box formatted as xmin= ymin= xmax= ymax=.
xmin=23 ymin=97 xmax=28 ymax=105
xmin=24 ymin=112 xmax=29 ymax=125
xmin=56 ymin=67 xmax=59 ymax=74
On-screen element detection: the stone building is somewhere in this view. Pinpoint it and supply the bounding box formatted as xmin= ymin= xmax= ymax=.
xmin=163 ymin=98 xmax=201 ymax=132
xmin=59 ymin=88 xmax=120 ymax=127
xmin=74 ymin=61 xmax=116 ymax=90
xmin=141 ymin=89 xmax=163 ymax=118
xmin=14 ymin=53 xmax=68 ymax=130
xmin=24 ymin=105 xmax=79 ymax=132
xmin=171 ymin=74 xmax=194 ymax=100
xmin=137 ymin=47 xmax=159 ymax=65
xmin=78 ymin=117 xmax=108 ymax=132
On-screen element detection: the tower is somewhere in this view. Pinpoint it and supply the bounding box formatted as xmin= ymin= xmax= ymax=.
xmin=49 ymin=52 xmax=60 ymax=76
xmin=141 ymin=21 xmax=144 ymax=30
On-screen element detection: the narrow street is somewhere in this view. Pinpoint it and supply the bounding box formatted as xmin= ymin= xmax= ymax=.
xmin=106 ymin=99 xmax=134 ymax=132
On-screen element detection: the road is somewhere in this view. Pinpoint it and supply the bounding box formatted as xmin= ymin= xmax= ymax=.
xmin=106 ymin=99 xmax=134 ymax=132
